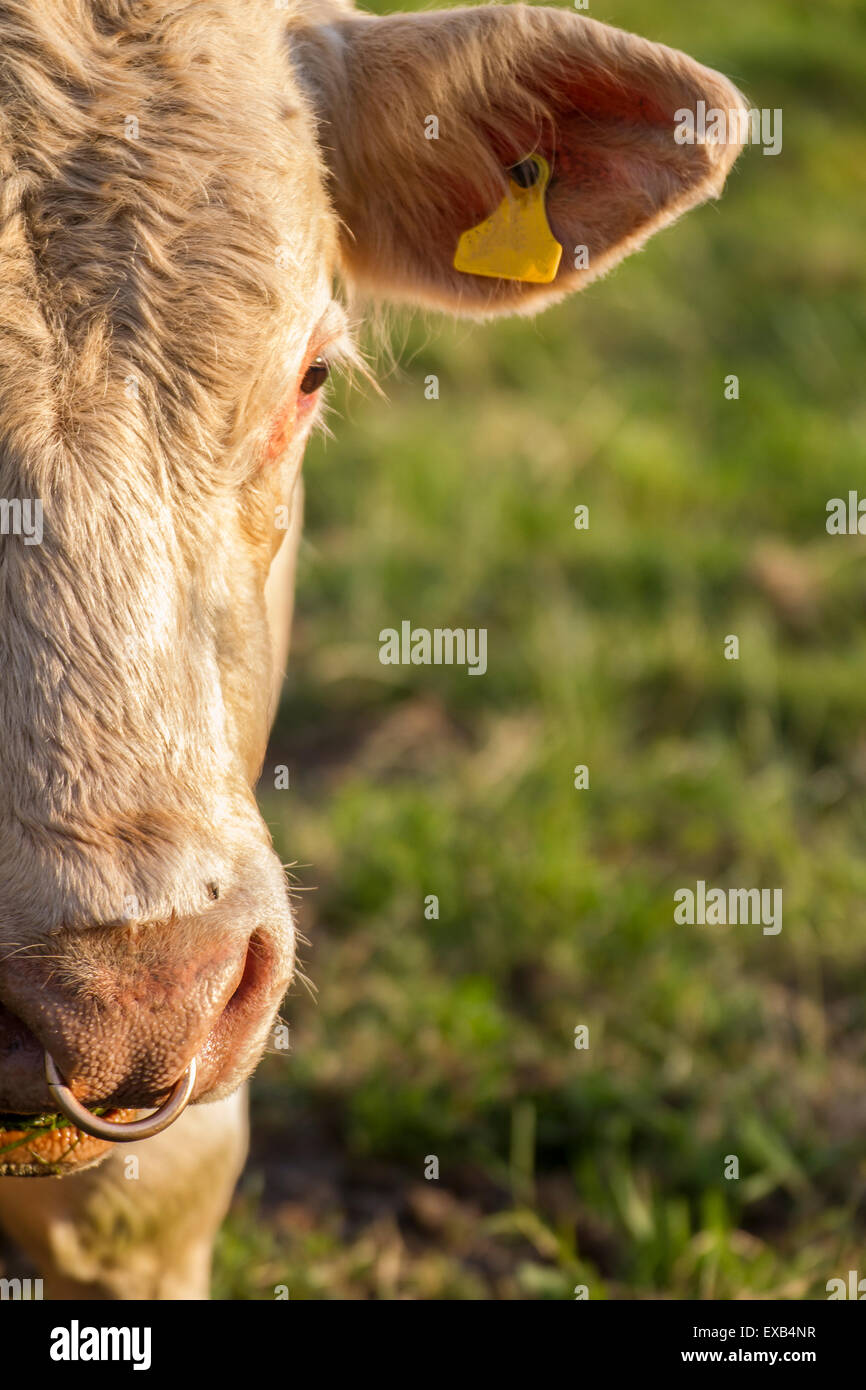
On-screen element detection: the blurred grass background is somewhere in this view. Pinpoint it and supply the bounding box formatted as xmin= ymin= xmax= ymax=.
xmin=215 ymin=0 xmax=866 ymax=1298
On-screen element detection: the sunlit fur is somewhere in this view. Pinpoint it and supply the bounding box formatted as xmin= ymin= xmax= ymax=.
xmin=0 ymin=0 xmax=744 ymax=1294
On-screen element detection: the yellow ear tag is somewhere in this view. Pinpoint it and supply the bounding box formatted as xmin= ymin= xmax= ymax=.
xmin=453 ymin=155 xmax=562 ymax=285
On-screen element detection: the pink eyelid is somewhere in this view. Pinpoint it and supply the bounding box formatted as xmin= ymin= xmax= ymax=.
xmin=264 ymin=340 xmax=334 ymax=461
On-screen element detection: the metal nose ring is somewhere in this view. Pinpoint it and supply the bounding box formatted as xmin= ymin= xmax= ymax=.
xmin=44 ymin=1052 xmax=196 ymax=1142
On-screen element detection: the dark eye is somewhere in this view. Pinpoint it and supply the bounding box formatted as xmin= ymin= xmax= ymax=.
xmin=300 ymin=356 xmax=330 ymax=394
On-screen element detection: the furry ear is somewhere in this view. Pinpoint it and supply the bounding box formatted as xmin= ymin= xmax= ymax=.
xmin=293 ymin=4 xmax=747 ymax=317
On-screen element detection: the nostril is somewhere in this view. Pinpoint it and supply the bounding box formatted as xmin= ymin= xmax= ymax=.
xmin=191 ymin=929 xmax=280 ymax=1094
xmin=0 ymin=998 xmax=40 ymax=1056
xmin=223 ymin=930 xmax=274 ymax=1020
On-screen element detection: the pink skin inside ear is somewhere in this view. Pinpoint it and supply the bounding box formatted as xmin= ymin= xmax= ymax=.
xmin=450 ymin=71 xmax=675 ymax=233
xmin=558 ymin=73 xmax=672 ymax=129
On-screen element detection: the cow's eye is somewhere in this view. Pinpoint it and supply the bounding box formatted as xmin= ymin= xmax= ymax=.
xmin=300 ymin=356 xmax=330 ymax=394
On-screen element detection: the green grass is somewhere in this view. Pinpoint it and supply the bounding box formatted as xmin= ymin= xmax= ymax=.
xmin=213 ymin=0 xmax=866 ymax=1299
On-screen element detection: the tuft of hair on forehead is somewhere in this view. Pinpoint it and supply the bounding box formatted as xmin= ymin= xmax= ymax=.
xmin=0 ymin=0 xmax=338 ymax=498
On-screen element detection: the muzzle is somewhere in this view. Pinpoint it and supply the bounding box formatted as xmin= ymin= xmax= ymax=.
xmin=44 ymin=1051 xmax=196 ymax=1142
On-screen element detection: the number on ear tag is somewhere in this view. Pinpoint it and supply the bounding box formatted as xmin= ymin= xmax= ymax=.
xmin=453 ymin=155 xmax=562 ymax=285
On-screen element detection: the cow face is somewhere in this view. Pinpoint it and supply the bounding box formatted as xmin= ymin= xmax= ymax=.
xmin=0 ymin=0 xmax=745 ymax=1173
